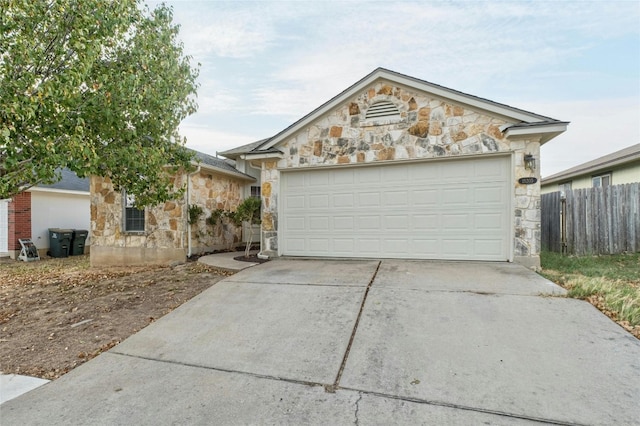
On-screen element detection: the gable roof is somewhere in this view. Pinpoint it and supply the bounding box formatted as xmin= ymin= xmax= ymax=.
xmin=189 ymin=148 xmax=255 ymax=181
xmin=221 ymin=67 xmax=568 ymax=159
xmin=542 ymin=143 xmax=640 ymax=185
xmin=33 ymin=168 xmax=90 ymax=193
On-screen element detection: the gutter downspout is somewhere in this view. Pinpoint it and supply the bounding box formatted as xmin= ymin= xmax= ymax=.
xmin=186 ymin=165 xmax=201 ymax=258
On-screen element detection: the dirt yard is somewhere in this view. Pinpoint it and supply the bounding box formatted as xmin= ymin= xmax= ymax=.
xmin=0 ymin=255 xmax=231 ymax=380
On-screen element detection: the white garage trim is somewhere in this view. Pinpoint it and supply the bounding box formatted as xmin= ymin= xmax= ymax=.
xmin=279 ymin=155 xmax=513 ymax=261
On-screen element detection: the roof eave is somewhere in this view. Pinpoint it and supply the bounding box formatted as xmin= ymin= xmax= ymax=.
xmin=240 ymin=152 xmax=284 ymax=161
xmin=542 ymin=153 xmax=640 ymax=184
xmin=259 ymin=68 xmax=560 ymax=151
xmin=503 ymin=122 xmax=569 ymax=145
xmin=28 ymin=187 xmax=90 ymax=195
xmin=192 ymin=161 xmax=256 ymax=182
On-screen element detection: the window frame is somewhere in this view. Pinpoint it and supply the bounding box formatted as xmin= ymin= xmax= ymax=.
xmin=250 ymin=185 xmax=261 ymax=198
xmin=592 ymin=173 xmax=611 ymax=188
xmin=558 ymin=181 xmax=572 ymax=196
xmin=123 ymin=191 xmax=146 ymax=233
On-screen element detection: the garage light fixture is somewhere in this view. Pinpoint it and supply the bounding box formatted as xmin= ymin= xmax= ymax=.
xmin=524 ymin=154 xmax=536 ymax=171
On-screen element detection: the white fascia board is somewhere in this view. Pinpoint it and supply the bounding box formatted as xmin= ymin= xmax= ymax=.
xmin=196 ymin=163 xmax=256 ymax=182
xmin=28 ymin=187 xmax=90 ymax=196
xmin=240 ymin=152 xmax=284 ymax=161
xmin=503 ymin=122 xmax=568 ymax=144
xmin=260 ymin=69 xmax=552 ymax=151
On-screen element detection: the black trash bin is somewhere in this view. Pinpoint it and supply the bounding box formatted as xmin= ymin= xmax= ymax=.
xmin=48 ymin=228 xmax=73 ymax=258
xmin=70 ymin=229 xmax=88 ymax=256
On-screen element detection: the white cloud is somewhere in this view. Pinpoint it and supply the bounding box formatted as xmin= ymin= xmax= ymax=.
xmin=162 ymin=0 xmax=639 ymax=167
xmin=179 ymin=124 xmax=258 ymax=156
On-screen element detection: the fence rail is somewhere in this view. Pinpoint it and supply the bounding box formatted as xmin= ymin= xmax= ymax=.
xmin=541 ymin=183 xmax=640 ymax=255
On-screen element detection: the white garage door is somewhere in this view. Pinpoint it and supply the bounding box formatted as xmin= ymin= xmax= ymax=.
xmin=0 ymin=200 xmax=8 ymax=253
xmin=280 ymin=155 xmax=512 ymax=261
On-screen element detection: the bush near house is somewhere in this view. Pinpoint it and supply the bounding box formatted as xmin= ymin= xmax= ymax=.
xmin=540 ymin=251 xmax=640 ymax=339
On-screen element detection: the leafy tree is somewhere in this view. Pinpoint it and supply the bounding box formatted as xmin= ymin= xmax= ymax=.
xmin=232 ymin=197 xmax=261 ymax=258
xmin=1 ymin=0 xmax=199 ymax=205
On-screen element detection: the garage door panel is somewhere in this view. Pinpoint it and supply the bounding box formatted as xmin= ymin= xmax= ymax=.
xmin=359 ymin=216 xmax=381 ymax=230
xmin=442 ymin=188 xmax=470 ymax=205
xmin=412 ymin=214 xmax=439 ymax=230
xmin=475 ymin=239 xmax=504 ymax=256
xmin=475 ymin=213 xmax=504 ymax=230
xmin=442 ymin=214 xmax=470 ymax=230
xmin=412 ymin=239 xmax=440 ymax=255
xmin=308 ymin=194 xmax=329 ymax=209
xmin=383 ymin=191 xmax=408 ymax=206
xmin=384 ymin=215 xmax=410 ymax=230
xmin=358 ymin=192 xmax=380 ymax=207
xmin=413 ymin=189 xmax=438 ymax=205
xmin=474 ymin=186 xmax=505 ymax=204
xmin=333 ymin=193 xmax=354 ymax=208
xmin=333 ymin=216 xmax=354 ymax=230
xmin=358 ymin=239 xmax=381 ymax=254
xmin=286 ymin=195 xmax=305 ymax=209
xmin=286 ymin=216 xmax=306 ymax=230
xmin=308 ymin=173 xmax=330 ymax=186
xmin=308 ymin=217 xmax=329 ymax=231
xmin=385 ymin=239 xmax=410 ymax=254
xmin=382 ymin=166 xmax=409 ymax=182
xmin=357 ymin=168 xmax=381 ymax=184
xmin=281 ymin=157 xmax=511 ymax=261
xmin=309 ymin=239 xmax=330 ymax=252
xmin=334 ymin=239 xmax=355 ymax=253
xmin=442 ymin=239 xmax=472 ymax=256
xmin=333 ymin=168 xmax=354 ymax=184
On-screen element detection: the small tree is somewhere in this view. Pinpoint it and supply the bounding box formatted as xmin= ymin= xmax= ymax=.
xmin=232 ymin=197 xmax=261 ymax=258
xmin=1 ymin=0 xmax=199 ymax=205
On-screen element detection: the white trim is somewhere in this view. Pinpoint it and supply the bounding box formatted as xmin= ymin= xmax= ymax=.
xmin=503 ymin=123 xmax=568 ymax=143
xmin=277 ymin=151 xmax=510 ymax=173
xmin=28 ymin=187 xmax=90 ymax=196
xmin=194 ymin=162 xmax=256 ymax=182
xmin=240 ymin=152 xmax=284 ymax=160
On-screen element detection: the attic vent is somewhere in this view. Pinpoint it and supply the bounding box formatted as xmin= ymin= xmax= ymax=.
xmin=365 ymin=100 xmax=400 ymax=120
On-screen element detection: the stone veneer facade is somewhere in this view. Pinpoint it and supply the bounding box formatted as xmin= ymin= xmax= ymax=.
xmin=259 ymin=81 xmax=542 ymax=268
xmin=90 ymin=170 xmax=245 ymax=266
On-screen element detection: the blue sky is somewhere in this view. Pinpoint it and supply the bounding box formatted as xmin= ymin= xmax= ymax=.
xmin=157 ymin=0 xmax=640 ymax=177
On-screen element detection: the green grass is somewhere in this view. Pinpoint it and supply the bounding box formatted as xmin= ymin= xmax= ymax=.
xmin=540 ymin=252 xmax=640 ymax=327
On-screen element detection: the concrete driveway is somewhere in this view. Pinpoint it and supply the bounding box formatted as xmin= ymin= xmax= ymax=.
xmin=2 ymin=259 xmax=639 ymax=425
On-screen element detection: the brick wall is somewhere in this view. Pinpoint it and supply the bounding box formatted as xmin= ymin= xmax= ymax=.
xmin=8 ymin=192 xmax=32 ymax=251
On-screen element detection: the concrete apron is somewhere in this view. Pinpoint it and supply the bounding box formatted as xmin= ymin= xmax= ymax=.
xmin=2 ymin=259 xmax=639 ymax=425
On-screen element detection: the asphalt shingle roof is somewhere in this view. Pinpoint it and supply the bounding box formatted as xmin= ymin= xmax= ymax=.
xmin=37 ymin=169 xmax=90 ymax=192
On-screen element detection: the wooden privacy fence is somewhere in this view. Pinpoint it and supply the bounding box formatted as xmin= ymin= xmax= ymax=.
xmin=541 ymin=183 xmax=640 ymax=255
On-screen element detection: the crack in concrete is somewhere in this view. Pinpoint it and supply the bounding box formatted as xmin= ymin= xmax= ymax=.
xmin=339 ymin=386 xmax=586 ymax=426
xmin=108 ymin=353 xmax=581 ymax=425
xmin=332 ymin=261 xmax=381 ymax=389
xmin=108 ymin=351 xmax=327 ymax=390
xmin=353 ymin=392 xmax=362 ymax=425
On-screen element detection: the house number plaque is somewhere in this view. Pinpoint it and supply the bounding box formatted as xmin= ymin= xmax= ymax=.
xmin=518 ymin=177 xmax=538 ymax=185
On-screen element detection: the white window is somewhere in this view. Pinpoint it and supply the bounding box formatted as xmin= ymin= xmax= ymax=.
xmin=592 ymin=174 xmax=611 ymax=188
xmin=251 ymin=186 xmax=261 ymax=198
xmin=124 ymin=191 xmax=145 ymax=232
xmin=558 ymin=181 xmax=572 ymax=195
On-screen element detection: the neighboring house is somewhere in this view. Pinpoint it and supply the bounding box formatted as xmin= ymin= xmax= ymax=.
xmin=90 ymin=150 xmax=255 ymax=267
xmin=221 ymin=68 xmax=569 ymax=269
xmin=0 ymin=169 xmax=90 ymax=259
xmin=541 ymin=143 xmax=640 ymax=194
